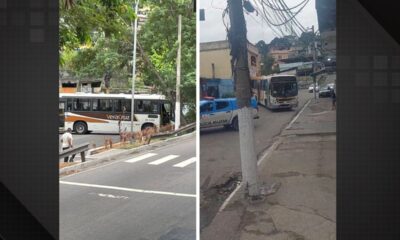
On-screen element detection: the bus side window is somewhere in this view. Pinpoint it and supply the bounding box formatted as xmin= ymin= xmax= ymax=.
xmin=151 ymin=101 xmax=159 ymax=114
xmin=114 ymin=99 xmax=123 ymax=112
xmin=66 ymin=99 xmax=73 ymax=111
xmin=80 ymin=98 xmax=90 ymax=111
xmin=92 ymin=99 xmax=99 ymax=111
xmin=98 ymin=99 xmax=112 ymax=111
xmin=123 ymin=100 xmax=131 ymax=113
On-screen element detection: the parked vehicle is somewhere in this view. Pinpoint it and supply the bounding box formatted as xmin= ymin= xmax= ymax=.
xmin=318 ymin=86 xmax=333 ymax=98
xmin=200 ymin=97 xmax=259 ymax=131
xmin=308 ymin=83 xmax=319 ymax=93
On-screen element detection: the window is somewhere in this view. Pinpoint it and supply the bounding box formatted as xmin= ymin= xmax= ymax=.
xmin=66 ymin=99 xmax=73 ymax=111
xmin=115 ymin=99 xmax=131 ymax=113
xmin=216 ymin=101 xmax=229 ymax=110
xmin=92 ymin=99 xmax=112 ymax=111
xmin=250 ymin=56 xmax=257 ymax=66
xmin=200 ymin=102 xmax=213 ymax=113
xmin=135 ymin=100 xmax=159 ymax=114
xmin=73 ymin=98 xmax=91 ymax=111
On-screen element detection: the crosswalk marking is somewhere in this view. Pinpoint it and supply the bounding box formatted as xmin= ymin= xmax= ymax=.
xmin=148 ymin=155 xmax=179 ymax=165
xmin=173 ymin=157 xmax=196 ymax=168
xmin=125 ymin=153 xmax=157 ymax=163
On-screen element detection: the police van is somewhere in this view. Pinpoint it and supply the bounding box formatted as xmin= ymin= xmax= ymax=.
xmin=200 ymin=97 xmax=259 ymax=131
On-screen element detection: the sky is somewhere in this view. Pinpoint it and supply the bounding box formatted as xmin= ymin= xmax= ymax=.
xmin=200 ymin=0 xmax=319 ymax=44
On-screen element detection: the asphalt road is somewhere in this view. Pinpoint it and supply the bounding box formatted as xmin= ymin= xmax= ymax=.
xmin=200 ymin=89 xmax=311 ymax=190
xmin=60 ymin=135 xmax=196 ymax=240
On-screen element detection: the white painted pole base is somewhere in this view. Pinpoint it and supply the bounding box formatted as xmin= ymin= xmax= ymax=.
xmin=238 ymin=106 xmax=260 ymax=197
xmin=174 ymin=101 xmax=181 ymax=131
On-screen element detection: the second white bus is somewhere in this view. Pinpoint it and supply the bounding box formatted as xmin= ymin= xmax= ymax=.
xmin=252 ymin=74 xmax=299 ymax=110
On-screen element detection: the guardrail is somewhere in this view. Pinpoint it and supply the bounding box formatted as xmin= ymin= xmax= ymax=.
xmin=59 ymin=142 xmax=90 ymax=162
xmin=152 ymin=122 xmax=196 ymax=139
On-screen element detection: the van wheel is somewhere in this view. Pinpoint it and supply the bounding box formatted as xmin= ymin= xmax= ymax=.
xmin=232 ymin=117 xmax=239 ymax=131
xmin=74 ymin=121 xmax=87 ymax=134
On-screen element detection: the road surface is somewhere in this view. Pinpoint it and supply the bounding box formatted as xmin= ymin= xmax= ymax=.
xmin=60 ymin=134 xmax=196 ymax=240
xmin=200 ymin=89 xmax=312 ymax=229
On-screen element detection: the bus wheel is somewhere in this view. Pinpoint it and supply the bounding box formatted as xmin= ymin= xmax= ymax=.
xmin=74 ymin=121 xmax=88 ymax=134
xmin=141 ymin=123 xmax=154 ymax=131
xmin=232 ymin=117 xmax=239 ymax=131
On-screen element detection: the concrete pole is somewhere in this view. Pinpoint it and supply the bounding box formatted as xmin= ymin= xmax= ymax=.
xmin=228 ymin=0 xmax=260 ymax=197
xmin=174 ymin=14 xmax=182 ymax=131
xmin=130 ymin=0 xmax=139 ymax=138
xmin=312 ymin=25 xmax=317 ymax=101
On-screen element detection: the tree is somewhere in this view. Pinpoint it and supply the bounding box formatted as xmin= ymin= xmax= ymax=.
xmin=138 ymin=0 xmax=196 ymax=122
xmin=60 ymin=0 xmax=137 ymax=88
xmin=256 ymin=40 xmax=278 ymax=75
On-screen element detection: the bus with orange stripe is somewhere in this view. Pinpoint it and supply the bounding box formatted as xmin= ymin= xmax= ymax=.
xmin=59 ymin=93 xmax=173 ymax=134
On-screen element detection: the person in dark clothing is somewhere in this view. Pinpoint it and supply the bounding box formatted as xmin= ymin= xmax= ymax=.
xmin=331 ymin=89 xmax=336 ymax=110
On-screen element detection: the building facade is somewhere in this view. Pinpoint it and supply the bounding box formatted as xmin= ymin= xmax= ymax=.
xmin=200 ymin=40 xmax=260 ymax=98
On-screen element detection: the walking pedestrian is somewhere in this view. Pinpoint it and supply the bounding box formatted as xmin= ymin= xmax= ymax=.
xmin=61 ymin=128 xmax=75 ymax=162
xmin=331 ymin=89 xmax=336 ymax=110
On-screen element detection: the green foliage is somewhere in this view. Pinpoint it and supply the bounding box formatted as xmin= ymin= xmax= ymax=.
xmin=256 ymin=40 xmax=276 ymax=76
xmin=60 ymin=0 xmax=196 ymax=122
xmin=138 ymin=0 xmax=196 ymax=107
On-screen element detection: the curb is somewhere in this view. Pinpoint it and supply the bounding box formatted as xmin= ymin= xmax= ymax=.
xmin=59 ymin=131 xmax=196 ymax=176
xmin=217 ymin=96 xmax=330 ymax=213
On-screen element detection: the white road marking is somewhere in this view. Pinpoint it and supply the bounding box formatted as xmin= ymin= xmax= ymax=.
xmin=173 ymin=157 xmax=196 ymax=168
xmin=60 ymin=181 xmax=196 ymax=198
xmin=148 ymin=155 xmax=179 ymax=165
xmin=124 ymin=153 xmax=157 ymax=163
xmin=89 ymin=192 xmax=129 ymax=200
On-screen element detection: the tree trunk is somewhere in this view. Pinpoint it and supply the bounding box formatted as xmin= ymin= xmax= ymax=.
xmin=228 ymin=0 xmax=260 ymax=197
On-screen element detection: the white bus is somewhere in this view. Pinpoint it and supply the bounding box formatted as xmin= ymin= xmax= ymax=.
xmin=252 ymin=74 xmax=299 ymax=110
xmin=59 ymin=93 xmax=173 ymax=134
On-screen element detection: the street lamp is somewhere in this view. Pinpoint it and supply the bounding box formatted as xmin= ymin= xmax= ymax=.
xmin=130 ymin=0 xmax=139 ymax=140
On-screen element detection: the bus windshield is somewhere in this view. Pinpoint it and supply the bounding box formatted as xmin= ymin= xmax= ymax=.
xmin=271 ymin=78 xmax=298 ymax=98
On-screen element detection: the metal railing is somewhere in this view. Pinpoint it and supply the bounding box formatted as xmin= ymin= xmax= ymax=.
xmin=59 ymin=142 xmax=90 ymax=162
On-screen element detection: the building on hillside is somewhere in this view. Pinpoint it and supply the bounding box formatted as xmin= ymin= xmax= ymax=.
xmin=316 ymin=0 xmax=336 ymax=55
xmin=200 ymin=40 xmax=261 ymax=99
xmin=59 ymin=71 xmax=102 ymax=93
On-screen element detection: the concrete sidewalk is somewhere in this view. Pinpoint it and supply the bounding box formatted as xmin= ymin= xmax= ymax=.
xmin=201 ymin=98 xmax=336 ymax=240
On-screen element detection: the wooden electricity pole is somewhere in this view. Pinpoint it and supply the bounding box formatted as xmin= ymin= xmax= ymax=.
xmin=227 ymin=0 xmax=260 ymax=197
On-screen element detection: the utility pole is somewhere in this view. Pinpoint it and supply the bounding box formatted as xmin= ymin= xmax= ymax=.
xmin=175 ymin=14 xmax=182 ymax=131
xmin=227 ymin=0 xmax=260 ymax=197
xmin=130 ymin=0 xmax=139 ymax=138
xmin=312 ymin=25 xmax=317 ymax=101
